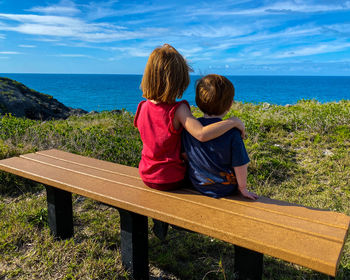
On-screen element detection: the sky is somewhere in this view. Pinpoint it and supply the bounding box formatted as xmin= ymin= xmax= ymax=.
xmin=1 ymin=0 xmax=350 ymax=75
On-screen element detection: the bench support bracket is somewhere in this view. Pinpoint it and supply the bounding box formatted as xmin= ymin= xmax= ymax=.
xmin=45 ymin=186 xmax=74 ymax=240
xmin=234 ymin=245 xmax=263 ymax=280
xmin=118 ymin=209 xmax=149 ymax=280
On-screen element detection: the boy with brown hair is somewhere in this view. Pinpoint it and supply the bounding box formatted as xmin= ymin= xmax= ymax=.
xmin=182 ymin=74 xmax=258 ymax=200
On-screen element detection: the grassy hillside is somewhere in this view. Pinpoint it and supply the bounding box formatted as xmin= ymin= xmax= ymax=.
xmin=0 ymin=100 xmax=349 ymax=279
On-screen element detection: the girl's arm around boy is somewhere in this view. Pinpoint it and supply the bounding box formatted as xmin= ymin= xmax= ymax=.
xmin=174 ymin=103 xmax=246 ymax=142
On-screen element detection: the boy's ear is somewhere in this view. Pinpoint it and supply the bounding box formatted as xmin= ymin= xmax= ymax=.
xmin=229 ymin=100 xmax=234 ymax=109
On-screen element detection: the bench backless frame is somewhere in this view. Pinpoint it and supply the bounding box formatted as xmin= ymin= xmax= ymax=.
xmin=0 ymin=149 xmax=349 ymax=279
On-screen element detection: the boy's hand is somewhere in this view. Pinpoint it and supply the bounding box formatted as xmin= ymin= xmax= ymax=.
xmin=239 ymin=187 xmax=259 ymax=200
xmin=228 ymin=117 xmax=246 ymax=139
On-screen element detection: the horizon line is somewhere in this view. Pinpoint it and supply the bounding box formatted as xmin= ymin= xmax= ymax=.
xmin=1 ymin=73 xmax=350 ymax=77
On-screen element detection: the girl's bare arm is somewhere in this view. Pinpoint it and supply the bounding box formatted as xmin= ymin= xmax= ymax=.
xmin=174 ymin=103 xmax=245 ymax=142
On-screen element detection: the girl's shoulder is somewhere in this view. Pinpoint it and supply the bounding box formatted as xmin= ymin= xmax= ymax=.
xmin=173 ymin=100 xmax=190 ymax=110
xmin=177 ymin=99 xmax=190 ymax=107
xmin=169 ymin=100 xmax=190 ymax=117
xmin=133 ymin=100 xmax=147 ymax=127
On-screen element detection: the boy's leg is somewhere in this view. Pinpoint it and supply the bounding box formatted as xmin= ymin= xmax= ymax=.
xmin=152 ymin=219 xmax=169 ymax=241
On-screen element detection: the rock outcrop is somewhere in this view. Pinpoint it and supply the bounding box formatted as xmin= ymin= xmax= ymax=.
xmin=0 ymin=77 xmax=87 ymax=120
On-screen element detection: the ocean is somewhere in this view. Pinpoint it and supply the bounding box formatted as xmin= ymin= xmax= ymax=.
xmin=1 ymin=74 xmax=350 ymax=113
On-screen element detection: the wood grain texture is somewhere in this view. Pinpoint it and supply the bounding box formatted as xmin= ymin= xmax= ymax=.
xmin=0 ymin=149 xmax=349 ymax=276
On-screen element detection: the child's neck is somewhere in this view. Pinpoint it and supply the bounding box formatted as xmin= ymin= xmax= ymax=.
xmin=203 ymin=113 xmax=226 ymax=119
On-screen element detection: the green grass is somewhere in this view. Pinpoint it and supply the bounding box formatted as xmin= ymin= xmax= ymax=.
xmin=0 ymin=100 xmax=349 ymax=279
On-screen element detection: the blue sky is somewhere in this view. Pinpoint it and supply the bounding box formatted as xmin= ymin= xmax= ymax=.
xmin=1 ymin=0 xmax=350 ymax=75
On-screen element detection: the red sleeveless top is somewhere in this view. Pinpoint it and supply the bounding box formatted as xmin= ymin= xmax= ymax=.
xmin=134 ymin=100 xmax=190 ymax=184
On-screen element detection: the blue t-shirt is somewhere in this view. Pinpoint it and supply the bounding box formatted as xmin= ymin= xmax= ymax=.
xmin=182 ymin=117 xmax=250 ymax=198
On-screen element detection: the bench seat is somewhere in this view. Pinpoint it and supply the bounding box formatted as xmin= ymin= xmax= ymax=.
xmin=0 ymin=149 xmax=349 ymax=278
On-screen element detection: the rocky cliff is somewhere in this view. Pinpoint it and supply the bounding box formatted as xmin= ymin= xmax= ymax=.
xmin=0 ymin=77 xmax=87 ymax=120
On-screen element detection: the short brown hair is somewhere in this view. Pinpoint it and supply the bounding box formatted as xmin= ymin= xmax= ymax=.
xmin=195 ymin=74 xmax=235 ymax=116
xmin=140 ymin=44 xmax=191 ymax=104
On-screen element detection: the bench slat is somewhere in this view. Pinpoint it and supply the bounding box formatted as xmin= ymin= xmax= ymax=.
xmin=1 ymin=154 xmax=349 ymax=276
xmin=37 ymin=149 xmax=141 ymax=178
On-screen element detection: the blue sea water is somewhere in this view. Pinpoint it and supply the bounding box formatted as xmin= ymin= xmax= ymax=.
xmin=1 ymin=74 xmax=350 ymax=113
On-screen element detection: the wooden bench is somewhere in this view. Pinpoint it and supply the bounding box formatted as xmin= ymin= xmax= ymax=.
xmin=0 ymin=149 xmax=349 ymax=279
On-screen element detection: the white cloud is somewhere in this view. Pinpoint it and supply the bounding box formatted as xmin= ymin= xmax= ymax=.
xmin=200 ymin=24 xmax=326 ymax=53
xmin=0 ymin=13 xmax=87 ymax=26
xmin=265 ymin=1 xmax=350 ymax=14
xmin=275 ymin=42 xmax=350 ymax=58
xmin=0 ymin=51 xmax=22 ymax=54
xmin=109 ymin=47 xmax=151 ymax=57
xmin=28 ymin=0 xmax=80 ymax=16
xmin=56 ymin=54 xmax=90 ymax=57
xmin=181 ymin=25 xmax=251 ymax=38
xmin=24 ymin=0 xmax=172 ymax=21
xmin=82 ymin=0 xmax=121 ymax=20
xmin=189 ymin=1 xmax=350 ymax=17
xmin=33 ymin=38 xmax=60 ymax=42
xmin=96 ymin=3 xmax=173 ymax=17
xmin=0 ymin=12 xmax=168 ymax=42
xmin=18 ymin=44 xmax=36 ymax=48
xmin=325 ymin=24 xmax=350 ymax=36
xmin=178 ymin=47 xmax=203 ymax=57
xmin=224 ymin=57 xmax=243 ymax=63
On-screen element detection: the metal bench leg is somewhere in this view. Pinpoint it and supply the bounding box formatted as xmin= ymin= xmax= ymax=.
xmin=118 ymin=209 xmax=149 ymax=280
xmin=234 ymin=245 xmax=263 ymax=280
xmin=45 ymin=186 xmax=74 ymax=239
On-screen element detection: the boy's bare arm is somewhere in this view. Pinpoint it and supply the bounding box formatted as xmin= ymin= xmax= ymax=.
xmin=233 ymin=164 xmax=258 ymax=200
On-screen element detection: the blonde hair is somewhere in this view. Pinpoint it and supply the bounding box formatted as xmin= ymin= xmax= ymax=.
xmin=141 ymin=44 xmax=191 ymax=104
xmin=196 ymin=74 xmax=235 ymax=116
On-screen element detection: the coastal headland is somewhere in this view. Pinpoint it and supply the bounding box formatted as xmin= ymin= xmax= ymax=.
xmin=0 ymin=77 xmax=87 ymax=120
